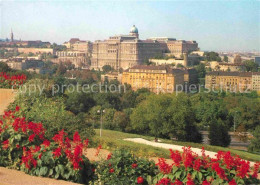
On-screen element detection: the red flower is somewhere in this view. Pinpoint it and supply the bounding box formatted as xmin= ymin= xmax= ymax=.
xmin=186 ymin=174 xmax=195 ymax=185
xmin=170 ymin=149 xmax=182 ymax=167
xmin=42 ymin=139 xmax=50 ymax=148
xmin=53 ymin=148 xmax=62 ymax=158
xmin=193 ymin=158 xmax=202 ymax=171
xmin=228 ymin=179 xmax=237 ymax=185
xmin=236 ymin=160 xmax=250 ymax=178
xmin=157 ymin=178 xmax=175 ymax=185
xmin=211 ymin=162 xmax=227 ymax=180
xmin=202 ymin=180 xmax=210 ymax=185
xmin=73 ymin=131 xmax=81 ymax=143
xmin=107 ymin=153 xmax=112 ymax=160
xmin=173 ymin=179 xmax=183 ymax=185
xmin=137 ymin=176 xmax=144 ymax=184
xmin=156 ymin=158 xmax=172 ymax=174
xmin=132 ymin=163 xmax=138 ymax=168
xmin=28 ymin=134 xmax=36 ymax=142
xmin=109 ymin=168 xmax=115 ymax=173
xmin=38 ymin=153 xmax=42 ymax=159
xmin=2 ymin=140 xmax=9 ymax=150
xmin=15 ymin=106 xmax=20 ymax=112
xmin=16 ymin=144 xmax=20 ymax=149
xmin=252 ymin=162 xmax=260 ymax=178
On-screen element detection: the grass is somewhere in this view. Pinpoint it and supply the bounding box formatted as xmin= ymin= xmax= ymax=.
xmin=93 ymin=129 xmax=260 ymax=162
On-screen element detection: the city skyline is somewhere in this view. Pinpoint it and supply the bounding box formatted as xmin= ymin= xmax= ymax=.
xmin=1 ymin=0 xmax=259 ymax=52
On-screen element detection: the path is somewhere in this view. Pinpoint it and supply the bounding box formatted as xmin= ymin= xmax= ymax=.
xmin=124 ymin=138 xmax=256 ymax=166
xmin=0 ymin=89 xmax=16 ymax=115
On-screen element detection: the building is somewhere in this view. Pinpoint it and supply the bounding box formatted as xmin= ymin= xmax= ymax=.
xmin=55 ymin=51 xmax=90 ymax=68
xmin=255 ymin=56 xmax=260 ymax=65
xmin=91 ymin=25 xmax=199 ymax=70
xmin=63 ymin=38 xmax=92 ymax=53
xmin=121 ymin=65 xmax=185 ymax=93
xmin=205 ymin=71 xmax=260 ymax=92
xmin=0 ymin=30 xmax=51 ymax=48
xmin=252 ymin=74 xmax=260 ymax=91
xmin=91 ymin=25 xmax=165 ymax=70
xmin=71 ymin=41 xmax=93 ymax=53
xmin=207 ymin=61 xmax=245 ymax=72
xmin=101 ymin=72 xmax=122 ymax=82
xmin=5 ymin=59 xmax=48 ymax=74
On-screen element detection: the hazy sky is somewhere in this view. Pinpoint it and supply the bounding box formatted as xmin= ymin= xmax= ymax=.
xmin=0 ymin=0 xmax=259 ymax=51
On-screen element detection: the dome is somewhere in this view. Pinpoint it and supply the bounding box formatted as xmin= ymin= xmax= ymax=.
xmin=130 ymin=25 xmax=138 ymax=33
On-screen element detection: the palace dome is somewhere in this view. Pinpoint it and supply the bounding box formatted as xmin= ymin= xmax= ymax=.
xmin=130 ymin=25 xmax=138 ymax=33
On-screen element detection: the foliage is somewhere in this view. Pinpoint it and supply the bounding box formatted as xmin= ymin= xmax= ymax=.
xmin=65 ymin=91 xmax=95 ymax=114
xmin=0 ymin=108 xmax=95 ymax=183
xmin=203 ymin=51 xmax=221 ymax=62
xmin=9 ymin=79 xmax=95 ymax=141
xmin=209 ymin=119 xmax=231 ymax=147
xmin=153 ymin=147 xmax=260 ymax=185
xmin=194 ymin=63 xmax=206 ymax=78
xmin=0 ymin=62 xmax=12 ymax=72
xmin=243 ymin=60 xmax=259 ymax=72
xmin=0 ymin=72 xmax=27 ymax=89
xmin=95 ymin=150 xmax=158 ymax=185
xmin=131 ymin=93 xmax=202 ymax=143
xmin=248 ymin=125 xmax=260 ymax=154
xmin=102 ymin=65 xmax=113 ymax=73
xmin=224 ymin=55 xmax=228 ymax=62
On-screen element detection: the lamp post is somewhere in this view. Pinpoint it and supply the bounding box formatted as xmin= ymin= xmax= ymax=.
xmin=234 ymin=111 xmax=238 ymax=132
xmin=97 ymin=109 xmax=105 ymax=137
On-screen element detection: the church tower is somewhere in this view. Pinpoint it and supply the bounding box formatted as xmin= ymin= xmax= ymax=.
xmin=11 ymin=29 xmax=14 ymax=42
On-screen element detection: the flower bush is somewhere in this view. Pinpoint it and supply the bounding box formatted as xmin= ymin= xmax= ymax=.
xmin=0 ymin=72 xmax=27 ymax=88
xmin=95 ymin=149 xmax=158 ymax=185
xmin=0 ymin=107 xmax=95 ymax=184
xmin=153 ymin=147 xmax=260 ymax=185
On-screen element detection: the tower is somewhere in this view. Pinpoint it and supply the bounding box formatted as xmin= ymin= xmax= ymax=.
xmin=183 ymin=52 xmax=188 ymax=67
xmin=129 ymin=25 xmax=139 ymax=38
xmin=10 ymin=29 xmax=14 ymax=42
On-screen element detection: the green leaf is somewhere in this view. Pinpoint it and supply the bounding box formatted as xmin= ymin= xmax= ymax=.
xmin=49 ymin=169 xmax=53 ymax=176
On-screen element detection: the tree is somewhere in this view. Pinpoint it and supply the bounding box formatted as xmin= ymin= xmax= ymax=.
xmin=103 ymin=108 xmax=116 ymax=129
xmin=224 ymin=55 xmax=228 ymax=62
xmin=130 ymin=93 xmax=202 ymax=142
xmin=209 ymin=119 xmax=231 ymax=147
xmin=176 ymin=64 xmax=184 ymax=68
xmin=102 ymin=65 xmax=113 ymax=73
xmin=56 ymin=62 xmax=67 ymax=75
xmin=0 ymin=62 xmax=11 ymax=72
xmin=113 ymin=111 xmax=128 ymax=131
xmin=195 ymin=63 xmax=206 ymax=78
xmin=248 ymin=125 xmax=260 ymax=153
xmin=65 ymin=92 xmax=96 ymax=114
xmin=243 ymin=60 xmax=259 ymax=72
xmin=203 ymin=52 xmax=221 ymax=62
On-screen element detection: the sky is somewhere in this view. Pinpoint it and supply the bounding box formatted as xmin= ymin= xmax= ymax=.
xmin=0 ymin=0 xmax=259 ymax=51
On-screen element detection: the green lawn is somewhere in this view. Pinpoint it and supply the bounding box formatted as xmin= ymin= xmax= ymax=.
xmin=93 ymin=129 xmax=260 ymax=162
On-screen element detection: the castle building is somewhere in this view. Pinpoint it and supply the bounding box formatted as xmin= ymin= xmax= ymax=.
xmin=121 ymin=65 xmax=185 ymax=93
xmin=91 ymin=25 xmax=199 ymax=70
xmin=63 ymin=38 xmax=92 ymax=54
xmin=91 ymin=25 xmax=164 ymax=70
xmin=205 ymin=71 xmax=260 ymax=92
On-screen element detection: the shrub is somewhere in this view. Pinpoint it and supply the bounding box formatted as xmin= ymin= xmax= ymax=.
xmin=153 ymin=147 xmax=260 ymax=185
xmin=0 ymin=107 xmax=95 ymax=184
xmin=95 ymin=149 xmax=158 ymax=184
xmin=248 ymin=125 xmax=260 ymax=153
xmin=209 ymin=119 xmax=230 ymax=147
xmin=0 ymin=72 xmax=27 ymax=89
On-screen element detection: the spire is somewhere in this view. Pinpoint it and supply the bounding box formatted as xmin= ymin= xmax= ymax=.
xmin=10 ymin=28 xmax=14 ymax=42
